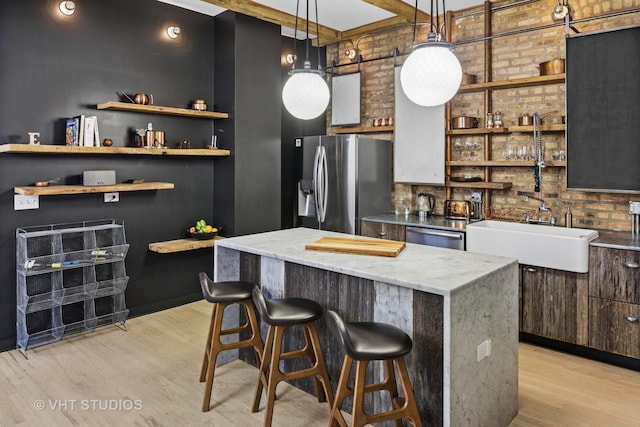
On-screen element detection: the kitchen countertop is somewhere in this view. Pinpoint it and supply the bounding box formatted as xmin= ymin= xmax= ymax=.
xmin=215 ymin=227 xmax=517 ymax=296
xmin=591 ymin=229 xmax=640 ymax=251
xmin=361 ymin=213 xmax=474 ymax=231
xmin=364 ymin=214 xmax=640 ymax=251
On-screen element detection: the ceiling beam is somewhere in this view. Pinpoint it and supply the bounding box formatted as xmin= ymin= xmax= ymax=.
xmin=336 ymin=15 xmax=412 ymax=46
xmin=201 ymin=0 xmax=339 ymax=42
xmin=362 ymin=0 xmax=430 ymax=23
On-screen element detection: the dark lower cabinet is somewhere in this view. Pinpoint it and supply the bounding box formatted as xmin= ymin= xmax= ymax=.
xmin=589 ymin=297 xmax=640 ymax=359
xmin=589 ymin=246 xmax=640 ymax=359
xmin=519 ymin=265 xmax=589 ymax=345
xmin=360 ymin=220 xmax=406 ymax=241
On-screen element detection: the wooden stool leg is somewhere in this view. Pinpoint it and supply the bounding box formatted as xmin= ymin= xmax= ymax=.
xmin=328 ymin=355 xmax=352 ymax=427
xmin=383 ymin=359 xmax=403 ymax=427
xmin=306 ymin=322 xmax=334 ymax=406
xmin=242 ymin=300 xmax=265 ymax=365
xmin=199 ymin=303 xmax=217 ymax=382
xmin=396 ymin=357 xmax=422 ymax=427
xmin=351 ymin=360 xmax=369 ymax=427
xmin=201 ymin=301 xmax=227 ymax=412
xmin=252 ymin=325 xmax=276 ymax=413
xmin=261 ymin=325 xmax=285 ymax=427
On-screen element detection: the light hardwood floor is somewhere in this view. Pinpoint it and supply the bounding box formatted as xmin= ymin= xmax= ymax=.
xmin=1 ymin=300 xmax=638 ymax=426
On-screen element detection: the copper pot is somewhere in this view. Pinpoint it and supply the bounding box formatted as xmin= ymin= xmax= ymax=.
xmin=451 ymin=116 xmax=479 ymax=129
xmin=538 ymin=58 xmax=565 ymax=76
xmin=192 ymin=99 xmax=207 ymax=111
xmin=462 ymin=73 xmax=477 ymax=85
xmin=134 ymin=93 xmax=154 ymax=105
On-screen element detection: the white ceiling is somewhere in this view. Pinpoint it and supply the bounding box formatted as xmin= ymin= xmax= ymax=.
xmin=157 ymin=0 xmax=488 ymax=38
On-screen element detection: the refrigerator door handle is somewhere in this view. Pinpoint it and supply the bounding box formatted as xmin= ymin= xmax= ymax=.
xmin=319 ymin=146 xmax=328 ymax=223
xmin=313 ymin=146 xmax=323 ymax=223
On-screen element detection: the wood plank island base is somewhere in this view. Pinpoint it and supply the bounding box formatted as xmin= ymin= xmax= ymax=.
xmin=214 ymin=227 xmax=519 ymax=426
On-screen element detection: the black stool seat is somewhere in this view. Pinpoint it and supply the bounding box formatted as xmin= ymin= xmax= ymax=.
xmin=198 ymin=273 xmax=264 ymax=412
xmin=251 ymin=288 xmax=334 ymax=427
xmin=326 ymin=310 xmax=422 ymax=427
xmin=328 ymin=315 xmax=413 ymax=361
xmin=201 ymin=279 xmax=255 ymax=303
xmin=252 ymin=288 xmax=323 ymax=326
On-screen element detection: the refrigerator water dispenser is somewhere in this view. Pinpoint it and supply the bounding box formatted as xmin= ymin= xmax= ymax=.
xmin=298 ymin=180 xmax=316 ymax=218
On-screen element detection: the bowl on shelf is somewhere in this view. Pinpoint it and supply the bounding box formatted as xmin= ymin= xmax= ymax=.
xmin=189 ymin=231 xmax=217 ymax=240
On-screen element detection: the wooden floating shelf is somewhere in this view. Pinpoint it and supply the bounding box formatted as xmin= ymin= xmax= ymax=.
xmin=457 ymin=74 xmax=565 ymax=94
xmin=447 ymin=128 xmax=510 ymax=135
xmin=447 ymin=160 xmax=566 ymax=167
xmin=14 ymin=182 xmax=174 ymax=196
xmin=97 ymin=101 xmax=229 ymax=119
xmin=508 ymin=124 xmax=565 ymax=132
xmin=333 ymin=125 xmax=394 ymax=134
xmin=148 ymin=236 xmax=225 ymax=253
xmin=0 ymin=144 xmax=230 ymax=157
xmin=445 ymin=181 xmax=512 ymax=190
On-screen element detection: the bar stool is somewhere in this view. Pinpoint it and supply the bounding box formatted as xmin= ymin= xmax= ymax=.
xmin=251 ymin=287 xmax=334 ymax=427
xmin=198 ymin=272 xmax=264 ymax=412
xmin=326 ymin=310 xmax=422 ymax=427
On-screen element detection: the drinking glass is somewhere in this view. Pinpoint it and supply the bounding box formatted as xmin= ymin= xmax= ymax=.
xmin=517 ymin=145 xmax=528 ymax=160
xmin=453 ymin=141 xmax=464 ymax=159
xmin=505 ymin=145 xmax=516 ymax=160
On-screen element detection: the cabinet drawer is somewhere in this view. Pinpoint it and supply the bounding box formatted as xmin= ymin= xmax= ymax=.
xmin=589 ymin=246 xmax=640 ymax=304
xmin=360 ymin=221 xmax=405 ymax=242
xmin=589 ymin=297 xmax=640 ymax=359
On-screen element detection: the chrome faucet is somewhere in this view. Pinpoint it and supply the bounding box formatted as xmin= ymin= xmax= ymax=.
xmin=523 ymin=194 xmax=557 ymax=225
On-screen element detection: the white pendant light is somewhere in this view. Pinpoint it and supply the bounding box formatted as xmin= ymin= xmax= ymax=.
xmin=400 ymin=0 xmax=462 ymax=107
xmin=282 ymin=0 xmax=330 ymax=120
xmin=283 ymin=62 xmax=330 ymax=120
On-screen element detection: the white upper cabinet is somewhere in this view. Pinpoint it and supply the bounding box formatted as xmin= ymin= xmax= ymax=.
xmin=393 ymin=67 xmax=445 ymax=184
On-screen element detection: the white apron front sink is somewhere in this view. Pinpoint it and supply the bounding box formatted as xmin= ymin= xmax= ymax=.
xmin=466 ymin=220 xmax=599 ymax=273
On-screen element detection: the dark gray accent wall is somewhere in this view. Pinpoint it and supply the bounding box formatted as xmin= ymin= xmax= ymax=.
xmin=214 ymin=12 xmax=282 ymax=236
xmin=0 ymin=0 xmax=283 ymax=351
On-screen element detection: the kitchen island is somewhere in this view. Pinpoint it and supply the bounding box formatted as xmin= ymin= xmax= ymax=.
xmin=214 ymin=227 xmax=519 ymax=426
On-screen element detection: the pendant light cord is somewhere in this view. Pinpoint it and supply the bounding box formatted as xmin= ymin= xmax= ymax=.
xmin=292 ymin=0 xmax=299 ymax=69
xmin=315 ymin=0 xmax=321 ymax=71
xmin=412 ymin=0 xmax=419 ymax=45
xmin=305 ymin=0 xmax=310 ymax=63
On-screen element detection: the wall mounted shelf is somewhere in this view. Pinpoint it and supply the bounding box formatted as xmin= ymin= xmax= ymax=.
xmin=447 ymin=128 xmax=510 ymax=136
xmin=0 ymin=144 xmax=230 ymax=157
xmin=457 ymin=74 xmax=565 ymax=94
xmin=333 ymin=125 xmax=394 ymax=134
xmin=96 ymin=101 xmax=229 ymax=119
xmin=14 ymin=182 xmax=174 ymax=196
xmin=148 ymin=236 xmax=225 ymax=253
xmin=445 ymin=181 xmax=513 ymax=190
xmin=508 ymin=124 xmax=565 ymax=133
xmin=447 ymin=160 xmax=566 ymax=167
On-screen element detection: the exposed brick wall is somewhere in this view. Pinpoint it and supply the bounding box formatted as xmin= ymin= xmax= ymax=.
xmin=326 ymin=0 xmax=640 ymax=231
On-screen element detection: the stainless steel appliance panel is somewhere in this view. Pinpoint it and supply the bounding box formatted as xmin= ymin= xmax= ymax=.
xmin=406 ymin=226 xmax=465 ymax=250
xmin=299 ymin=135 xmax=391 ymax=234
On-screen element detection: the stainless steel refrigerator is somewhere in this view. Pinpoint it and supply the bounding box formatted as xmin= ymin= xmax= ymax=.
xmin=297 ymin=134 xmax=391 ymax=234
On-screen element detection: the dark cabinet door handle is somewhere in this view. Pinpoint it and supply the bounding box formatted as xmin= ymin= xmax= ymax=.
xmin=625 ymin=316 xmax=639 ymax=323
xmin=624 ymin=261 xmax=640 ymax=269
xmin=524 ymin=267 xmax=537 ymax=273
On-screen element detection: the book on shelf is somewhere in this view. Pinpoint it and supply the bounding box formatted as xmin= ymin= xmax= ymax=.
xmin=83 ymin=116 xmax=99 ymax=147
xmin=65 ymin=117 xmax=79 ymax=146
xmin=65 ymin=115 xmax=86 ymax=146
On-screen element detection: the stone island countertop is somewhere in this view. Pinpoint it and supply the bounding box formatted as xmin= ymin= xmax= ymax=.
xmin=215 ymin=227 xmax=517 ymax=297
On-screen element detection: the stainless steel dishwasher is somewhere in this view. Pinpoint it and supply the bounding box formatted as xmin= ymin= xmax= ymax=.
xmin=405 ymin=226 xmax=465 ymax=250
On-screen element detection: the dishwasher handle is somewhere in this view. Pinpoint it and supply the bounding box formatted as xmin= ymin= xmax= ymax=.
xmin=406 ymin=227 xmax=464 ymax=240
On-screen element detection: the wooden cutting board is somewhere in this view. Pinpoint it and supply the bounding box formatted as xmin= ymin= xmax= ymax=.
xmin=305 ymin=236 xmax=405 ymax=257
